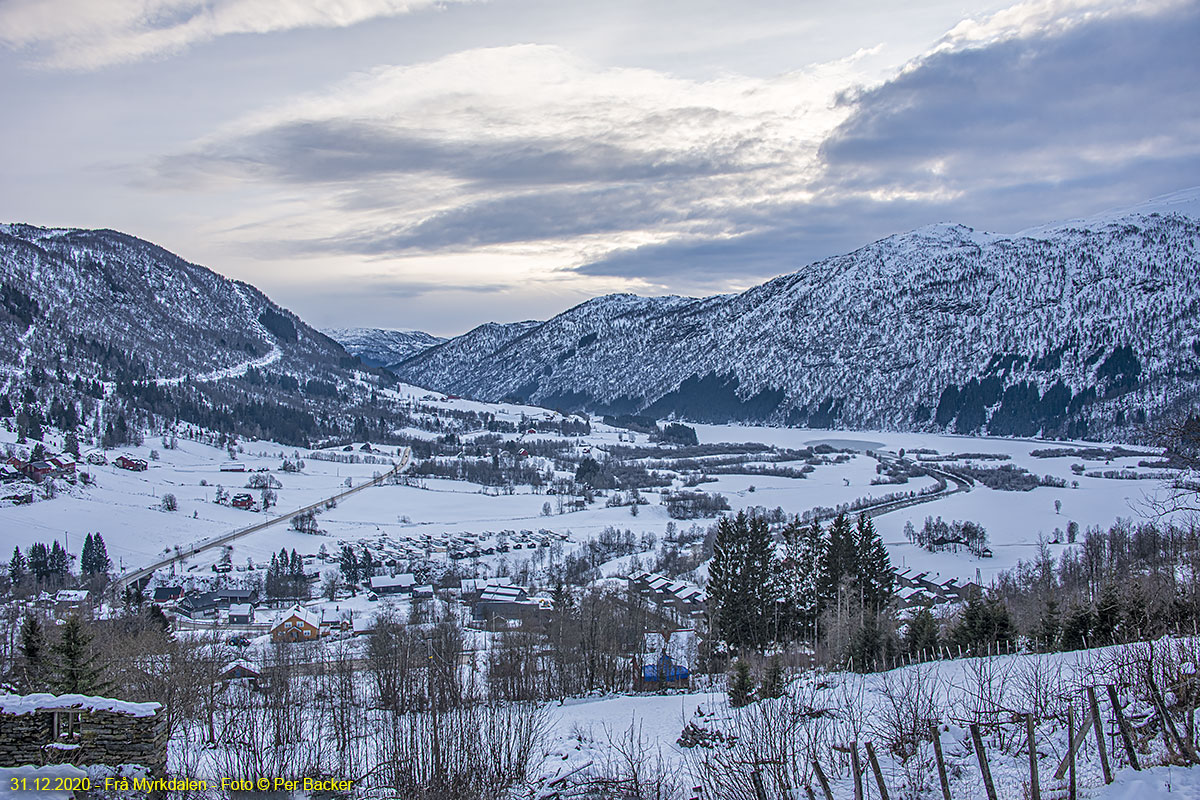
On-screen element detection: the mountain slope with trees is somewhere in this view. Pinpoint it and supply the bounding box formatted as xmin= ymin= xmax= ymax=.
xmin=395 ymin=193 xmax=1200 ymax=440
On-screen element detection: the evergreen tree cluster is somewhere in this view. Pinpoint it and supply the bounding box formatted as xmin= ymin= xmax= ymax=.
xmin=706 ymin=510 xmax=896 ymax=663
xmin=266 ymin=548 xmax=310 ymax=600
xmin=12 ymin=541 xmax=72 ymax=586
xmin=80 ymin=533 xmax=110 ymax=576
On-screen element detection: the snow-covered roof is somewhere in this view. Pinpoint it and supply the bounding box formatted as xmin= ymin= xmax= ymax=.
xmin=479 ymin=585 xmax=528 ymax=602
xmin=0 ymin=693 xmax=161 ymax=718
xmin=273 ymin=605 xmax=320 ymax=630
xmin=228 ymin=603 xmax=251 ymax=616
xmin=54 ymin=590 xmax=88 ymax=603
xmin=370 ymin=573 xmax=415 ymax=589
xmin=220 ymin=659 xmax=258 ymax=676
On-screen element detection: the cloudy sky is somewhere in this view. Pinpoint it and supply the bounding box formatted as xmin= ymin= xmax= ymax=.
xmin=1 ymin=0 xmax=1197 ymax=335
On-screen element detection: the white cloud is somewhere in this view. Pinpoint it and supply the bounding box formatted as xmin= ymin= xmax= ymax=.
xmin=0 ymin=0 xmax=474 ymax=69
xmin=936 ymin=0 xmax=1185 ymax=49
xmin=156 ymin=43 xmax=868 ymax=276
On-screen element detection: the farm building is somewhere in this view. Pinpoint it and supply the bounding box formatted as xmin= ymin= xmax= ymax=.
xmin=114 ymin=456 xmax=147 ymax=472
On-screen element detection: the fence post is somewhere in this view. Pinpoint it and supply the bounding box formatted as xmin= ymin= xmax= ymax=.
xmin=1148 ymin=670 xmax=1200 ymax=763
xmin=931 ymin=726 xmax=952 ymax=800
xmin=1068 ymin=706 xmax=1077 ymax=800
xmin=811 ymin=755 xmax=835 ymax=800
xmin=750 ymin=770 xmax=768 ymax=800
xmin=865 ymin=741 xmax=891 ymax=800
xmin=1106 ymin=684 xmax=1141 ymax=770
xmin=970 ymin=724 xmax=999 ymax=800
xmin=850 ymin=742 xmax=864 ymax=800
xmin=1086 ymin=687 xmax=1113 ymax=784
xmin=1026 ymin=714 xmax=1041 ymax=800
xmin=1054 ymin=708 xmax=1094 ymax=781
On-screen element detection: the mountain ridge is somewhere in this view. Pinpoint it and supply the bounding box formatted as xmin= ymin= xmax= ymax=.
xmin=392 ymin=190 xmax=1200 ymax=439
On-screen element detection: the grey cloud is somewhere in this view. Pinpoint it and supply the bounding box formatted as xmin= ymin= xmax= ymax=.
xmin=819 ymin=3 xmax=1200 ymax=194
xmin=576 ymin=3 xmax=1200 ymax=283
xmin=316 ymin=183 xmax=714 ymax=253
xmin=164 ymin=115 xmax=764 ymax=190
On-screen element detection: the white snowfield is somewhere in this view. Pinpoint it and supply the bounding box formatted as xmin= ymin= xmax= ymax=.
xmin=0 ymin=410 xmax=1185 ymax=585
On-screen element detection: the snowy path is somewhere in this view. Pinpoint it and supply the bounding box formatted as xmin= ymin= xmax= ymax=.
xmin=152 ymin=285 xmax=282 ymax=386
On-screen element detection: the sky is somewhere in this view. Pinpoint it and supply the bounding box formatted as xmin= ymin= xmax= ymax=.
xmin=1 ymin=0 xmax=1197 ymax=336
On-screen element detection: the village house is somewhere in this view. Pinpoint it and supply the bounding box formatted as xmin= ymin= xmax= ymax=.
xmin=114 ymin=455 xmax=147 ymax=472
xmin=227 ymin=604 xmax=253 ymax=625
xmin=53 ymin=590 xmax=88 ymax=611
xmin=634 ymin=630 xmax=694 ymax=691
xmin=218 ymin=660 xmax=261 ymax=689
xmin=150 ymin=586 xmax=183 ymax=604
xmin=628 ymin=571 xmax=706 ymax=617
xmin=320 ymin=607 xmax=352 ymax=632
xmin=369 ymin=573 xmax=415 ymax=596
xmin=472 ymin=584 xmax=544 ymax=629
xmin=270 ymin=605 xmax=322 ymax=642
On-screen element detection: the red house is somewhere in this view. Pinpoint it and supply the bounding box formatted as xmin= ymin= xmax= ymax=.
xmin=115 ymin=456 xmax=148 ymax=471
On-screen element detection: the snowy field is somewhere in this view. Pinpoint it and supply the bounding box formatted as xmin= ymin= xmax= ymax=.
xmin=0 ymin=401 xmax=1187 ymax=589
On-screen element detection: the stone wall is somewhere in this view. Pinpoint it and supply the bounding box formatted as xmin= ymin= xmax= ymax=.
xmin=0 ymin=706 xmax=167 ymax=774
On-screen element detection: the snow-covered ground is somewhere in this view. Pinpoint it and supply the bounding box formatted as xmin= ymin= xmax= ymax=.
xmin=0 ymin=411 xmax=1186 ymax=588
xmin=536 ymin=639 xmax=1200 ymax=800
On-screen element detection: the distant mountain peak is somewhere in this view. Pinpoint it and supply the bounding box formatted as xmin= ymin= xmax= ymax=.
xmin=322 ymin=327 xmax=446 ymax=369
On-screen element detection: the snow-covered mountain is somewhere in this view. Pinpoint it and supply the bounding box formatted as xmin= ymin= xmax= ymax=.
xmin=322 ymin=327 xmax=445 ymax=369
xmin=0 ymin=224 xmax=356 ymax=382
xmin=0 ymin=224 xmax=399 ymax=445
xmin=395 ymin=190 xmax=1200 ymax=439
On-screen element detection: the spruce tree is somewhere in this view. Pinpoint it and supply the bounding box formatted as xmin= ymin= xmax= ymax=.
xmin=1060 ymin=603 xmax=1093 ymax=651
xmin=780 ymin=518 xmax=825 ymax=640
xmin=91 ymin=534 xmax=110 ymax=575
xmin=81 ymin=534 xmax=95 ymax=574
xmin=48 ymin=541 xmax=69 ymax=583
xmin=28 ymin=542 xmax=49 ymax=583
xmin=821 ymin=513 xmax=857 ymax=603
xmin=19 ymin=613 xmax=45 ymax=691
xmin=707 ymin=512 xmax=779 ymax=651
xmin=759 ymin=657 xmax=785 ymax=699
xmin=1093 ymin=583 xmax=1121 ymax=645
xmin=855 ymin=513 xmax=894 ymax=611
xmin=728 ymin=659 xmax=754 ymax=707
xmin=905 ymin=605 xmax=939 ymax=657
xmin=339 ymin=545 xmax=359 ymax=594
xmin=49 ymin=615 xmax=107 ymax=695
xmin=9 ymin=546 xmax=26 ymax=584
xmin=1037 ymin=598 xmax=1062 ymax=651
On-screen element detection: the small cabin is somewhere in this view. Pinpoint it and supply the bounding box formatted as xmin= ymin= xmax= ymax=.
xmin=227 ymin=604 xmax=253 ymax=625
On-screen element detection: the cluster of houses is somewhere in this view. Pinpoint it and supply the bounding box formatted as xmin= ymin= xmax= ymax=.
xmin=894 ymin=569 xmax=982 ymax=610
xmin=339 ymin=528 xmax=568 ymax=567
xmin=3 ymin=451 xmax=76 ymax=483
xmin=627 ymin=571 xmax=706 ymax=618
xmin=153 ymin=586 xmax=258 ymax=622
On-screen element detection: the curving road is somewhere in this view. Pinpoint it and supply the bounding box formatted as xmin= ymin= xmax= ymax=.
xmin=114 ymin=447 xmax=411 ymax=592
